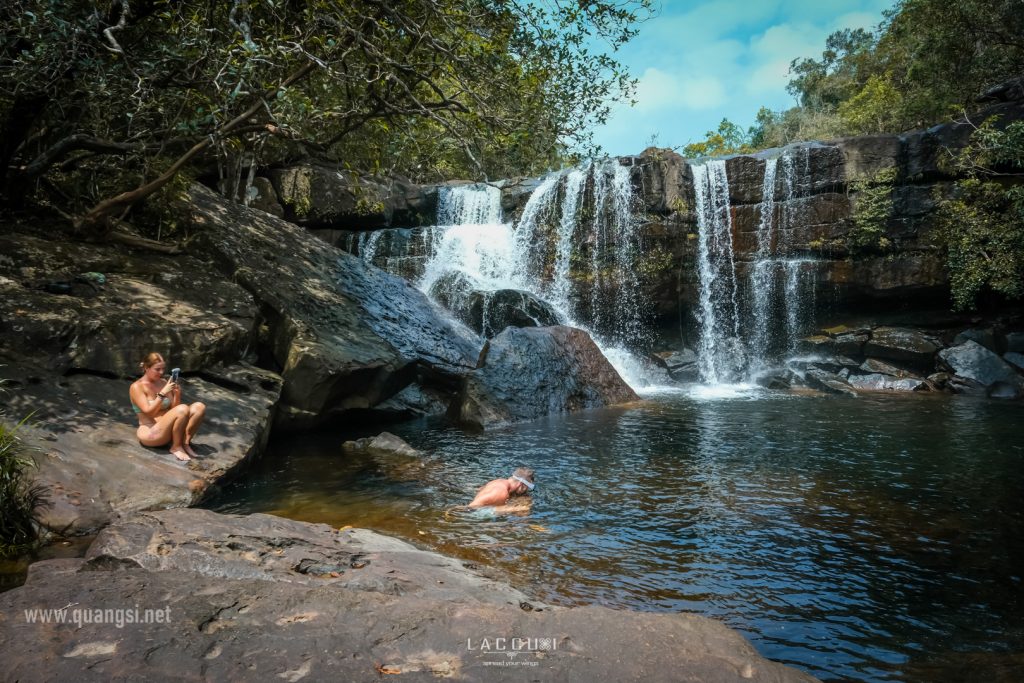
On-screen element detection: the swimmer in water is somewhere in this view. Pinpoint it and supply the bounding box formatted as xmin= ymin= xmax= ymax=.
xmin=468 ymin=467 xmax=535 ymax=509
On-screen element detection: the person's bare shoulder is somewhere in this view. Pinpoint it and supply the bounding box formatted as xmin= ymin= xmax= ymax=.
xmin=469 ymin=480 xmax=508 ymax=507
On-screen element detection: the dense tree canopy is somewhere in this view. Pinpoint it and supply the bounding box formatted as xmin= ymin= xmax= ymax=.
xmin=683 ymin=0 xmax=1024 ymax=155
xmin=1 ymin=0 xmax=652 ymax=230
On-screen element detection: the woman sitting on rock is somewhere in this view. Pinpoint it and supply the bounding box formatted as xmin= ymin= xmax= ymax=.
xmin=129 ymin=352 xmax=206 ymax=462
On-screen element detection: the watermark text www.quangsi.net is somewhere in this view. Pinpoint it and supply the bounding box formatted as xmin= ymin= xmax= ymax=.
xmin=24 ymin=603 xmax=171 ymax=629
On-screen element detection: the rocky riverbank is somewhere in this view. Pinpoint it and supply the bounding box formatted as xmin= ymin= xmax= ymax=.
xmin=0 ymin=508 xmax=818 ymax=682
xmin=0 ymin=181 xmax=641 ymax=535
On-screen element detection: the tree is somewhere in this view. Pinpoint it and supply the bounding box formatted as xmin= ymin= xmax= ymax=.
xmin=787 ymin=28 xmax=876 ymax=112
xmin=1 ymin=0 xmax=653 ymax=234
xmin=683 ymin=118 xmax=753 ymax=158
xmin=937 ymin=118 xmax=1024 ymax=310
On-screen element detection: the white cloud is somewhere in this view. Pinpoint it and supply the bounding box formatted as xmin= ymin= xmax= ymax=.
xmin=634 ymin=68 xmax=727 ymax=112
xmin=590 ymin=0 xmax=893 ymax=155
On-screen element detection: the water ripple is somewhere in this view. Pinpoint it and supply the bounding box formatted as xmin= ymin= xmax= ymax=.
xmin=209 ymin=392 xmax=1024 ymax=683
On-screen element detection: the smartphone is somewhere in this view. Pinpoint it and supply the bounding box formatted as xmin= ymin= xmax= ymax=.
xmin=171 ymin=367 xmax=180 ymax=382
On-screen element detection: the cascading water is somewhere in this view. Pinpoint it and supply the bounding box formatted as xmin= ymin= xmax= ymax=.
xmin=407 ymin=161 xmax=656 ymax=388
xmin=692 ymin=148 xmax=818 ymax=385
xmin=692 ymin=160 xmax=744 ymax=384
xmin=550 ymin=168 xmax=588 ymax=317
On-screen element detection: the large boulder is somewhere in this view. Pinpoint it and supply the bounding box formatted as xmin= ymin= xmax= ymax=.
xmin=938 ymin=341 xmax=1024 ymax=391
xmin=1004 ymin=351 xmax=1024 ymax=372
xmin=470 ymin=289 xmax=563 ymax=338
xmin=953 ymin=328 xmax=997 ymax=352
xmin=0 ymin=232 xmax=256 ymax=377
xmin=859 ymin=358 xmax=921 ymax=379
xmin=186 ymin=184 xmax=481 ymax=430
xmin=449 ymin=326 xmax=638 ymax=430
xmin=863 ymin=327 xmax=940 ymax=370
xmin=342 ymin=432 xmax=421 ymax=459
xmin=0 ymin=509 xmax=818 ymax=682
xmin=0 ymin=362 xmax=280 ymax=534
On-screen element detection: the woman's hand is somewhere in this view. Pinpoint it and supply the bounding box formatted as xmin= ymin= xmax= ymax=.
xmin=161 ymin=381 xmax=179 ymax=397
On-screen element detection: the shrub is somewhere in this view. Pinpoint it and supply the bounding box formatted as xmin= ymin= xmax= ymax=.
xmin=848 ymin=167 xmax=896 ymax=253
xmin=0 ymin=403 xmax=47 ymax=557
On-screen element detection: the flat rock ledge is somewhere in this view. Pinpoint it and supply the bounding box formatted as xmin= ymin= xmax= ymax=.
xmin=0 ymin=509 xmax=818 ymax=682
xmin=0 ymin=363 xmax=280 ymax=534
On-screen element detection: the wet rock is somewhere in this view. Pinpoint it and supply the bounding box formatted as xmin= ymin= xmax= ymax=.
xmin=374 ymin=382 xmax=452 ymax=418
xmin=342 ymin=432 xmax=421 ymax=459
xmin=987 ymin=381 xmax=1022 ymax=400
xmin=953 ymin=328 xmax=997 ymax=352
xmin=429 ymin=272 xmax=561 ymax=338
xmin=938 ymin=341 xmax=1023 ymax=390
xmin=863 ymin=327 xmax=940 ymax=369
xmin=1004 ymin=351 xmax=1024 ymax=373
xmin=927 ymin=372 xmax=951 ymax=388
xmin=788 ymin=355 xmax=860 ymax=377
xmin=802 ymin=368 xmax=858 ymax=397
xmin=755 ymin=368 xmax=794 ymax=390
xmin=653 ymin=348 xmax=700 ymax=382
xmin=0 ymin=509 xmax=818 ymax=683
xmin=187 ymin=185 xmax=480 ymax=430
xmin=847 ymin=373 xmax=928 ymax=392
xmin=449 ymin=326 xmax=638 ymax=430
xmin=470 ymin=289 xmax=562 ymax=337
xmin=248 ymin=176 xmax=284 ymax=217
xmin=860 ymin=358 xmax=921 ymax=379
xmin=798 ymin=335 xmax=833 ymax=354
xmin=832 ymin=333 xmax=870 ymax=358
xmin=0 ymin=362 xmax=280 ymax=534
xmin=265 ymin=165 xmax=432 ymax=229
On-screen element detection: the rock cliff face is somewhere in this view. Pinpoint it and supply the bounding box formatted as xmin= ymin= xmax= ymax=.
xmin=288 ymin=96 xmax=1023 ymax=348
xmin=186 ymin=184 xmax=482 ymax=430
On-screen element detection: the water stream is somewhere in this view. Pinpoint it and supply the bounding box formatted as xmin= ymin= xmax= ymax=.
xmin=209 ymin=392 xmax=1024 ymax=683
xmin=203 ymin=153 xmax=1024 ymax=682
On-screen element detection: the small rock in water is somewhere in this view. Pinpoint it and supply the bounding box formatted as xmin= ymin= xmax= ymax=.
xmin=847 ymin=373 xmax=927 ymax=392
xmin=860 ymin=358 xmax=920 ymax=379
xmin=987 ymin=381 xmax=1022 ymax=400
xmin=803 ymin=368 xmax=858 ymax=397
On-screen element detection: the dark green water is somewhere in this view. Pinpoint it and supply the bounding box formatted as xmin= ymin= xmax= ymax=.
xmin=209 ymin=388 xmax=1024 ymax=682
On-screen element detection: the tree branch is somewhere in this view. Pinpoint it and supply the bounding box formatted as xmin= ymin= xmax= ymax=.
xmin=74 ymin=59 xmax=317 ymax=231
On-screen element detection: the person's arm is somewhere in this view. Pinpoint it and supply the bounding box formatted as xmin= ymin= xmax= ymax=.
xmin=166 ymin=380 xmax=182 ymax=408
xmin=130 ymin=383 xmax=169 ymax=419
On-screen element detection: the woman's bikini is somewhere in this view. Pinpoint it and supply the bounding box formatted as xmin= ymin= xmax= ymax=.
xmin=133 ymin=385 xmax=171 ymax=437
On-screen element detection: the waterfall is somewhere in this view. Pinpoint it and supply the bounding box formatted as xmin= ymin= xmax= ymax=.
xmin=550 ymin=167 xmax=588 ymax=318
xmin=418 ymin=183 xmax=512 ymax=295
xmin=749 ymin=157 xmax=778 ymax=373
xmin=693 ymin=148 xmax=818 ymax=384
xmin=358 ymin=230 xmax=385 ymax=265
xmin=407 ymin=161 xmax=655 ymax=388
xmin=693 ymin=161 xmax=744 ymax=383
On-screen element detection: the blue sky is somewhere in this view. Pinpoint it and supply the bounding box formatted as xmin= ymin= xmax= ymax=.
xmin=591 ymin=0 xmax=895 ymax=156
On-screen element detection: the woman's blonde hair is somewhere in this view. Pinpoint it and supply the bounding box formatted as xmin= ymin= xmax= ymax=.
xmin=139 ymin=352 xmax=164 ymax=371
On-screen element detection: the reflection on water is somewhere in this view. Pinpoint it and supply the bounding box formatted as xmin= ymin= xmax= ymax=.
xmin=209 ymin=392 xmax=1024 ymax=682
